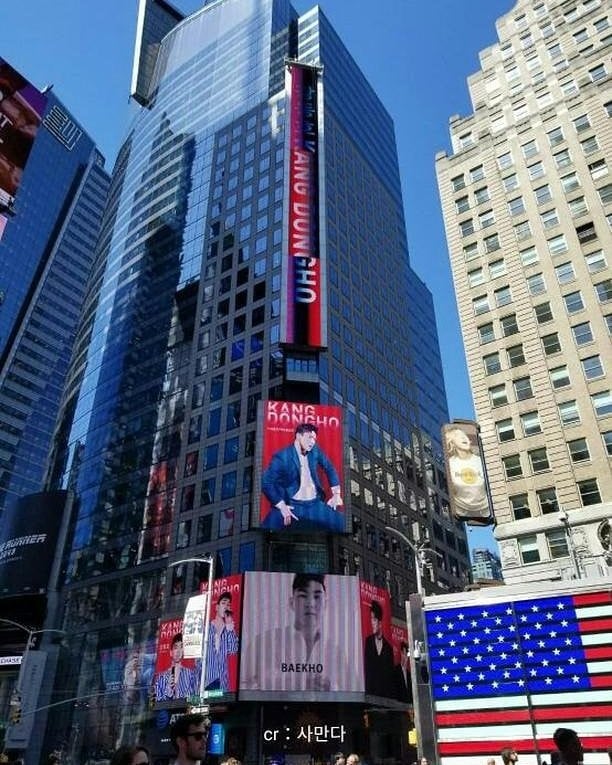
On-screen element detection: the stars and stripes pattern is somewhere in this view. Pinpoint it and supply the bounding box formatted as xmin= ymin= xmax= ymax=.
xmin=424 ymin=589 xmax=612 ymax=765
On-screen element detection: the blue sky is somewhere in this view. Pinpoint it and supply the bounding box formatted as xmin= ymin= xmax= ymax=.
xmin=1 ymin=0 xmax=514 ymax=554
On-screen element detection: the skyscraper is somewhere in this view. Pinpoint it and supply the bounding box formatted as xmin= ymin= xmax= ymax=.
xmin=0 ymin=88 xmax=110 ymax=517
xmin=437 ymin=0 xmax=611 ymax=585
xmin=471 ymin=546 xmax=503 ymax=581
xmin=41 ymin=0 xmax=468 ymax=758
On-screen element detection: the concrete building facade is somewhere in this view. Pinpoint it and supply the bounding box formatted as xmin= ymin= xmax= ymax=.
xmin=436 ymin=0 xmax=611 ymax=584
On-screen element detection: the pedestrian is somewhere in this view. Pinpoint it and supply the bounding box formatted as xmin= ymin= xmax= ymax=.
xmin=333 ymin=754 xmax=346 ymax=765
xmin=487 ymin=759 xmax=496 ymax=765
xmin=170 ymin=713 xmax=211 ymax=765
xmin=220 ymin=759 xmax=241 ymax=765
xmin=553 ymin=728 xmax=584 ymax=765
xmin=347 ymin=756 xmax=360 ymax=765
xmin=501 ymin=749 xmax=518 ymax=765
xmin=110 ymin=746 xmax=150 ymax=765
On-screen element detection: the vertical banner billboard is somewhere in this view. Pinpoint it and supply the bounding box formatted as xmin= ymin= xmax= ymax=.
xmin=0 ymin=58 xmax=47 ymax=209
xmin=183 ymin=574 xmax=242 ymax=695
xmin=390 ymin=624 xmax=412 ymax=702
xmin=255 ymin=400 xmax=346 ymax=533
xmin=240 ymin=572 xmax=364 ymax=698
xmin=153 ymin=618 xmax=199 ymax=702
xmin=441 ymin=420 xmax=494 ymax=526
xmin=281 ymin=61 xmax=327 ymax=349
xmin=360 ymin=581 xmax=397 ymax=699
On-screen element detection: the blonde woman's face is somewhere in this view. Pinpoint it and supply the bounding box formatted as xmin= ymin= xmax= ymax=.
xmin=450 ymin=429 xmax=471 ymax=451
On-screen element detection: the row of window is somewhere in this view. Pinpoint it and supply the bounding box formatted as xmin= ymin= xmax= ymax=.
xmin=510 ymin=478 xmax=602 ymax=524
xmin=503 ymin=432 xmax=612 ymax=482
xmin=495 ymin=391 xmax=612 ymax=443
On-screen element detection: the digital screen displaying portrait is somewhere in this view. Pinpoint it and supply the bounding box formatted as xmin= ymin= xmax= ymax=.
xmin=441 ymin=421 xmax=494 ymax=526
xmin=360 ymin=581 xmax=396 ymax=700
xmin=240 ymin=572 xmax=364 ymax=699
xmin=153 ymin=618 xmax=199 ymax=702
xmin=255 ymin=401 xmax=346 ymax=534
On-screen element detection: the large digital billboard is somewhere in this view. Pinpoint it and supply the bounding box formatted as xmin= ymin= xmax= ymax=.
xmin=183 ymin=574 xmax=242 ymax=695
xmin=360 ymin=581 xmax=397 ymax=699
xmin=153 ymin=618 xmax=199 ymax=702
xmin=0 ymin=491 xmax=66 ymax=597
xmin=0 ymin=58 xmax=47 ymax=209
xmin=441 ymin=420 xmax=494 ymax=526
xmin=254 ymin=401 xmax=346 ymax=533
xmin=240 ymin=572 xmax=364 ymax=699
xmin=281 ymin=61 xmax=327 ymax=349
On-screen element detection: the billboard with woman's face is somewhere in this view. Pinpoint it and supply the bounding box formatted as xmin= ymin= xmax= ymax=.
xmin=442 ymin=420 xmax=494 ymax=526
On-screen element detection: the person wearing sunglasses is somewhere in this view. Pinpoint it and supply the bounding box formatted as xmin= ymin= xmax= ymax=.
xmin=170 ymin=713 xmax=211 ymax=765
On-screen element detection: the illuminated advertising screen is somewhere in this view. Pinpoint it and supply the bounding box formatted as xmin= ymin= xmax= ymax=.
xmin=0 ymin=58 xmax=47 ymax=209
xmin=255 ymin=401 xmax=346 ymax=533
xmin=281 ymin=61 xmax=327 ymax=349
xmin=153 ymin=618 xmax=199 ymax=702
xmin=441 ymin=420 xmax=494 ymax=526
xmin=240 ymin=572 xmax=364 ymax=699
xmin=360 ymin=581 xmax=397 ymax=700
xmin=390 ymin=623 xmax=412 ymax=703
xmin=183 ymin=574 xmax=242 ymax=695
xmin=99 ymin=638 xmax=156 ymax=706
xmin=0 ymin=491 xmax=66 ymax=597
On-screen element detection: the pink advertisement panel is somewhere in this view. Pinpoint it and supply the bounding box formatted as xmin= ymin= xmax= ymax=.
xmin=360 ymin=581 xmax=397 ymax=699
xmin=256 ymin=400 xmax=346 ymax=533
xmin=153 ymin=618 xmax=198 ymax=702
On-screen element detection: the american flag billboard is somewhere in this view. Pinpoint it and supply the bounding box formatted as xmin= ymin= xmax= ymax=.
xmin=425 ymin=587 xmax=612 ymax=765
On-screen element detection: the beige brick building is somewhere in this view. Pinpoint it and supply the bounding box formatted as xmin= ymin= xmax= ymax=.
xmin=436 ymin=0 xmax=611 ymax=584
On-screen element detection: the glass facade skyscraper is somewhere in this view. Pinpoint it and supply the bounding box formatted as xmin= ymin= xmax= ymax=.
xmin=42 ymin=0 xmax=468 ymax=759
xmin=0 ymin=89 xmax=110 ymax=518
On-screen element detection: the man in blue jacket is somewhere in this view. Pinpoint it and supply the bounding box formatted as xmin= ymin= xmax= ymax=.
xmin=261 ymin=423 xmax=344 ymax=531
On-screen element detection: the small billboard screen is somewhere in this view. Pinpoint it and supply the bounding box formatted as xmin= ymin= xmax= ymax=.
xmin=360 ymin=581 xmax=397 ymax=700
xmin=153 ymin=618 xmax=199 ymax=702
xmin=240 ymin=572 xmax=364 ymax=698
xmin=255 ymin=401 xmax=346 ymax=533
xmin=0 ymin=58 xmax=47 ymax=209
xmin=441 ymin=421 xmax=494 ymax=526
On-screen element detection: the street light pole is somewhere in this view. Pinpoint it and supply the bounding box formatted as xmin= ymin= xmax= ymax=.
xmin=0 ymin=618 xmax=65 ymax=696
xmin=558 ymin=508 xmax=582 ymax=579
xmin=385 ymin=526 xmax=428 ymax=596
xmin=168 ymin=554 xmax=215 ymax=703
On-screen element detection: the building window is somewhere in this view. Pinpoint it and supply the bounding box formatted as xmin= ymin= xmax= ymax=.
xmin=507 ymin=344 xmax=526 ymax=367
xmin=592 ymin=390 xmax=612 ymax=417
xmin=588 ymin=159 xmax=607 ymax=180
xmin=484 ymin=233 xmax=501 ymax=253
xmin=522 ymin=140 xmax=538 ymax=159
xmin=572 ymin=321 xmax=593 ymax=345
xmin=478 ymin=322 xmax=495 ymax=344
xmin=547 ymin=127 xmax=564 ymax=146
xmin=508 ymin=197 xmax=526 ymax=216
xmin=546 ymin=529 xmax=569 ymax=559
xmin=460 ymin=219 xmax=475 ymax=237
xmin=456 ymin=196 xmax=470 ymax=214
xmin=542 ymin=333 xmax=561 ymax=355
xmin=598 ymin=183 xmax=612 ymax=205
xmin=528 ymin=161 xmax=544 ymax=180
xmin=529 ymin=447 xmax=550 ymax=472
xmin=497 ymin=152 xmax=513 ymax=169
xmin=470 ymin=164 xmax=485 ymax=182
xmin=496 ymin=418 xmax=515 ymax=442
xmin=495 ymin=286 xmax=512 ymax=306
xmin=563 ymin=291 xmax=584 ymax=314
xmin=519 ymin=535 xmax=540 ymax=564
xmin=561 ymin=172 xmax=580 ymax=193
xmin=555 ymin=262 xmax=575 ymax=284
xmin=501 ymin=314 xmax=519 ymax=336
xmin=534 ymin=302 xmax=553 ymax=323
xmin=515 ymin=221 xmax=532 ymax=241
xmin=468 ymin=267 xmax=485 ymax=287
xmin=581 ymin=135 xmax=599 ymax=155
xmin=569 ymin=196 xmax=588 ymax=217
xmin=452 ymin=174 xmax=466 ymax=191
xmin=504 ymin=456 xmax=523 ymax=479
xmin=489 ymin=259 xmax=506 ymax=279
xmin=534 ymin=184 xmax=552 ymax=205
xmin=603 ymin=431 xmax=612 ymax=456
xmin=554 ymin=148 xmax=572 ymax=168
xmin=568 ymin=438 xmax=590 ymax=462
xmin=490 ymin=383 xmax=508 ymax=407
xmin=479 ymin=209 xmax=495 ymax=228
xmin=473 ymin=295 xmax=490 ymax=315
xmin=521 ymin=411 xmax=542 ymax=436
xmin=527 ymin=273 xmax=546 ymax=295
xmin=582 ymin=355 xmax=604 ymax=380
xmin=514 ymin=377 xmax=534 ymax=401
xmin=550 ymin=365 xmax=570 ymax=389
xmin=541 ymin=208 xmax=560 ymax=228
xmin=484 ymin=352 xmax=502 ymax=375
xmin=537 ymin=487 xmax=558 ymax=514
xmin=573 ymin=114 xmax=591 ymax=133
xmin=595 ymin=279 xmax=612 ymax=302
xmin=475 ymin=187 xmax=490 ymax=204
xmin=510 ymin=493 xmax=530 ymax=519
xmin=578 ymin=478 xmax=601 ymax=506
xmin=503 ymin=173 xmax=519 ymax=191
xmin=589 ymin=63 xmax=607 ymax=82
xmin=558 ymin=400 xmax=580 ymax=425
xmin=464 ymin=242 xmax=479 ymax=260
xmin=520 ymin=245 xmax=538 ymax=266
xmin=585 ymin=250 xmax=607 ymax=273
